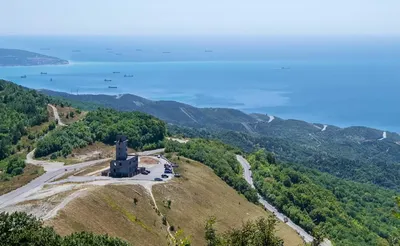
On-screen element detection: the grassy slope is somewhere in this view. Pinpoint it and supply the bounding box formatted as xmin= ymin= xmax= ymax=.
xmin=46 ymin=157 xmax=303 ymax=246
xmin=46 ymin=185 xmax=167 ymax=246
xmin=53 ymin=105 xmax=87 ymax=125
xmin=152 ymin=156 xmax=304 ymax=246
xmin=0 ymin=164 xmax=44 ymax=195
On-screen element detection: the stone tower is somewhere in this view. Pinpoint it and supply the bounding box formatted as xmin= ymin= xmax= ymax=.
xmin=116 ymin=135 xmax=128 ymax=160
xmin=109 ymin=135 xmax=138 ymax=178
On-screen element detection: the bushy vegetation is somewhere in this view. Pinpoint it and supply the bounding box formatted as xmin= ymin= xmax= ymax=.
xmin=0 ymin=80 xmax=52 ymax=159
xmin=248 ymin=150 xmax=400 ymax=246
xmin=204 ymin=216 xmax=283 ymax=246
xmin=35 ymin=108 xmax=166 ymax=158
xmin=0 ymin=155 xmax=26 ymax=181
xmin=165 ymin=139 xmax=258 ymax=203
xmin=0 ymin=211 xmax=130 ymax=246
xmin=169 ymin=125 xmax=400 ymax=192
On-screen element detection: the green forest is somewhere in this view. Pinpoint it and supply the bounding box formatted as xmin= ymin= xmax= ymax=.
xmin=248 ymin=150 xmax=400 ymax=246
xmin=0 ymin=212 xmax=130 ymax=246
xmin=0 ymin=80 xmax=51 ymax=159
xmin=168 ymin=125 xmax=400 ymax=192
xmin=165 ymin=139 xmax=259 ymax=203
xmin=35 ymin=108 xmax=166 ymax=158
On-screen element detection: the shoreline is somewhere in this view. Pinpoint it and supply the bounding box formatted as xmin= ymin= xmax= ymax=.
xmin=0 ymin=60 xmax=71 ymax=68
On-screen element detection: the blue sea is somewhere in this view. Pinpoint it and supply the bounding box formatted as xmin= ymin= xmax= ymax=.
xmin=1 ymin=36 xmax=400 ymax=131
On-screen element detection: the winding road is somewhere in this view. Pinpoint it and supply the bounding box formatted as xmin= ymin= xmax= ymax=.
xmin=0 ymin=105 xmax=109 ymax=209
xmin=0 ymin=157 xmax=111 ymax=209
xmin=236 ymin=155 xmax=314 ymax=243
xmin=48 ymin=104 xmax=66 ymax=126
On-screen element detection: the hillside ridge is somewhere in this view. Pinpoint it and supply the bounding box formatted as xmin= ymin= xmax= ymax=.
xmin=41 ymin=89 xmax=400 ymax=191
xmin=0 ymin=48 xmax=68 ymax=66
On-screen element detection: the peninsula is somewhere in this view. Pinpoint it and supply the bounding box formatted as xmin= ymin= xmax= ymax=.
xmin=0 ymin=48 xmax=68 ymax=66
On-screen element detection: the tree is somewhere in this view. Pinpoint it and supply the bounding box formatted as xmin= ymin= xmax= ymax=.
xmin=0 ymin=212 xmax=131 ymax=246
xmin=48 ymin=121 xmax=56 ymax=131
xmin=6 ymin=156 xmax=26 ymax=176
xmin=167 ymin=200 xmax=172 ymax=209
xmin=204 ymin=216 xmax=283 ymax=246
xmin=168 ymin=229 xmax=191 ymax=246
xmin=205 ymin=216 xmax=220 ymax=246
xmin=394 ymin=197 xmax=400 ymax=219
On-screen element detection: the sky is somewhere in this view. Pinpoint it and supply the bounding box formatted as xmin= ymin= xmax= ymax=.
xmin=1 ymin=0 xmax=399 ymax=36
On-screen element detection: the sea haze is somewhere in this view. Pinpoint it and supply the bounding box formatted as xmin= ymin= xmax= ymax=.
xmin=1 ymin=36 xmax=400 ymax=131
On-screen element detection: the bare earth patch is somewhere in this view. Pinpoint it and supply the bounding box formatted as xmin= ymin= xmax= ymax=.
xmin=54 ymin=105 xmax=87 ymax=125
xmin=139 ymin=157 xmax=159 ymax=165
xmin=47 ymin=142 xmax=121 ymax=165
xmin=73 ymin=161 xmax=110 ymax=176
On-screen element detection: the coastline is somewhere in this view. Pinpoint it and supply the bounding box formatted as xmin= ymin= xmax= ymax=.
xmin=0 ymin=60 xmax=70 ymax=68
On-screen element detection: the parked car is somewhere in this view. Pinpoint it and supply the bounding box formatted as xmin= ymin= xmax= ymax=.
xmin=164 ymin=169 xmax=172 ymax=174
xmin=161 ymin=174 xmax=169 ymax=178
xmin=174 ymin=173 xmax=181 ymax=178
xmin=284 ymin=217 xmax=289 ymax=223
xmin=154 ymin=178 xmax=163 ymax=181
xmin=157 ymin=155 xmax=161 ymax=158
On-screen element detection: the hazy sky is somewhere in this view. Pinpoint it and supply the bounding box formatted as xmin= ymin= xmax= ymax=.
xmin=1 ymin=0 xmax=399 ymax=36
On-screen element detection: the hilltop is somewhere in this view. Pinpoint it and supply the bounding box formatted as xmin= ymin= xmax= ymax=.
xmin=41 ymin=90 xmax=400 ymax=191
xmin=0 ymin=48 xmax=68 ymax=66
xmin=43 ymin=157 xmax=303 ymax=246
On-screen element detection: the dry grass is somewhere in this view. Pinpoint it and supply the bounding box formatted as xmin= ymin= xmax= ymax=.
xmin=73 ymin=161 xmax=110 ymax=176
xmin=48 ymin=142 xmax=118 ymax=165
xmin=0 ymin=164 xmax=44 ymax=195
xmin=152 ymin=156 xmax=304 ymax=246
xmin=54 ymin=105 xmax=87 ymax=125
xmin=52 ymin=161 xmax=110 ymax=182
xmin=46 ymin=185 xmax=168 ymax=246
xmin=45 ymin=156 xmax=303 ymax=246
xmin=71 ymin=142 xmax=115 ymax=159
xmin=139 ymin=157 xmax=159 ymax=165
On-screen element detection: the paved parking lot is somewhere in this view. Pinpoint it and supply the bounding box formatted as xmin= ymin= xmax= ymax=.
xmin=134 ymin=156 xmax=173 ymax=181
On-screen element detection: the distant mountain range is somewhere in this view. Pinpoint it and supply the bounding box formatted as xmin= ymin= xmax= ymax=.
xmin=41 ymin=89 xmax=400 ymax=191
xmin=0 ymin=49 xmax=68 ymax=66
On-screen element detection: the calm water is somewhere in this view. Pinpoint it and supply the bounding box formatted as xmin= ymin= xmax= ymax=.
xmin=1 ymin=36 xmax=400 ymax=131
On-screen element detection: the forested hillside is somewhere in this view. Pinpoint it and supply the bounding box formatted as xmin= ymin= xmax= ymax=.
xmin=0 ymin=48 xmax=68 ymax=66
xmin=0 ymin=80 xmax=51 ymax=159
xmin=35 ymin=108 xmax=166 ymax=158
xmin=42 ymin=90 xmax=400 ymax=192
xmin=41 ymin=90 xmax=255 ymax=130
xmin=169 ymin=125 xmax=400 ymax=192
xmin=249 ymin=150 xmax=400 ymax=246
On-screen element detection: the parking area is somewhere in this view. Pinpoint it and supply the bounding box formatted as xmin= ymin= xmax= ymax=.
xmin=131 ymin=155 xmax=175 ymax=182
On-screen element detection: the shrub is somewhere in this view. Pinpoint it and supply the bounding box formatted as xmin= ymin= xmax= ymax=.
xmin=6 ymin=157 xmax=25 ymax=176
